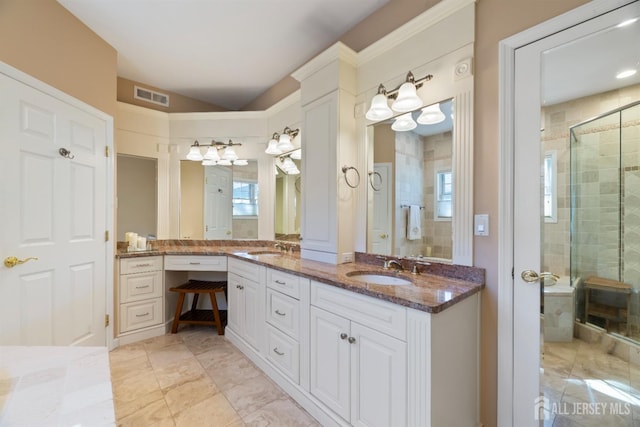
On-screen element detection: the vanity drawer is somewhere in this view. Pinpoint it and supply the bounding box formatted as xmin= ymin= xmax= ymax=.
xmin=164 ymin=255 xmax=227 ymax=271
xmin=120 ymin=256 xmax=163 ymax=275
xmin=120 ymin=271 xmax=163 ymax=303
xmin=267 ymin=269 xmax=300 ymax=299
xmin=266 ymin=325 xmax=299 ymax=384
xmin=228 ymin=257 xmax=264 ymax=283
xmin=267 ymin=288 xmax=300 ymax=339
xmin=120 ymin=297 xmax=163 ymax=333
xmin=311 ymin=281 xmax=407 ymax=340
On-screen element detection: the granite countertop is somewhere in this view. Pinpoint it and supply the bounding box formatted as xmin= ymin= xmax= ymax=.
xmin=116 ymin=240 xmax=484 ymax=314
xmin=0 ymin=346 xmax=115 ymax=426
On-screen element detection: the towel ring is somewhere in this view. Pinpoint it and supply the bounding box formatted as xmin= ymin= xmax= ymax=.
xmin=342 ymin=166 xmax=360 ymax=189
xmin=368 ymin=171 xmax=382 ymax=191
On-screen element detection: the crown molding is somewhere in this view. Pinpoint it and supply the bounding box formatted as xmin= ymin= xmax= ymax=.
xmin=117 ymin=101 xmax=169 ymax=118
xmin=168 ymin=109 xmax=264 ymax=122
xmin=357 ymin=0 xmax=475 ymax=67
xmin=291 ymin=42 xmax=358 ymax=82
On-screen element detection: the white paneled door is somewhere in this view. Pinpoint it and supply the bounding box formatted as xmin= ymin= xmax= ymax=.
xmin=0 ymin=70 xmax=110 ymax=346
xmin=204 ymin=165 xmax=232 ymax=239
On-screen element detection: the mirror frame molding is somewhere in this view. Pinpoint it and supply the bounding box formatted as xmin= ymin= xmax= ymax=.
xmin=354 ymin=2 xmax=475 ymax=266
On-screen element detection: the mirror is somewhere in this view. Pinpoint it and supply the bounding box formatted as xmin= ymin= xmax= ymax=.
xmin=275 ymin=160 xmax=301 ymax=242
xmin=367 ymin=99 xmax=453 ymax=261
xmin=117 ymin=154 xmax=158 ymax=241
xmin=179 ymin=160 xmax=259 ymax=239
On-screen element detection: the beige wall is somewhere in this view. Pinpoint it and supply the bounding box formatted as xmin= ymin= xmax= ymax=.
xmin=117 ymin=77 xmax=227 ymax=113
xmin=117 ymin=155 xmax=158 ymax=241
xmin=0 ymin=0 xmax=117 ymax=117
xmin=180 ymin=161 xmax=204 ymax=240
xmin=474 ymin=0 xmax=590 ymax=425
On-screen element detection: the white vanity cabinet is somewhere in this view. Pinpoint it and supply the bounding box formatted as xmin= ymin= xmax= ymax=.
xmin=118 ymin=256 xmax=164 ymax=335
xmin=264 ymin=268 xmax=310 ymax=387
xmin=227 ymin=258 xmax=266 ymax=353
xmin=310 ymin=281 xmax=407 ymax=427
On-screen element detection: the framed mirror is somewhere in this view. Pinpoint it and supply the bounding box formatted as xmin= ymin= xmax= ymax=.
xmin=179 ymin=160 xmax=259 ymax=239
xmin=367 ymin=100 xmax=454 ymax=261
xmin=116 ymin=154 xmax=158 ymax=241
xmin=275 ymin=159 xmax=301 ymax=242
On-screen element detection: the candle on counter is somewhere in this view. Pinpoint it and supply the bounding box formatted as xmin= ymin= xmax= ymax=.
xmin=137 ymin=236 xmax=147 ymax=250
xmin=125 ymin=232 xmax=138 ymax=246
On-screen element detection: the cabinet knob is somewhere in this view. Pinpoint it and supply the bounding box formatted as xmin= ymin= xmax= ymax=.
xmin=348 ymin=337 xmax=356 ymax=344
xmin=340 ymin=333 xmax=348 ymax=340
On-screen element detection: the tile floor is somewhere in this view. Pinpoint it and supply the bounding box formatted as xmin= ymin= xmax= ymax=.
xmin=542 ymin=338 xmax=640 ymax=426
xmin=109 ymin=326 xmax=320 ymax=426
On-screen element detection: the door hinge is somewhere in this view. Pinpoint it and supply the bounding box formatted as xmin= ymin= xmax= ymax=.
xmin=511 ymin=267 xmax=514 ymax=279
xmin=105 ymin=146 xmax=110 ymax=157
xmin=105 ymin=230 xmax=109 ymax=242
xmin=105 ymin=314 xmax=110 ymax=327
xmin=205 ymin=225 xmax=209 ymax=232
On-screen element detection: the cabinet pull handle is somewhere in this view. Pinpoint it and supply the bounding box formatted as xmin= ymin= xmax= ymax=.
xmin=189 ymin=262 xmax=201 ymax=265
xmin=348 ymin=337 xmax=356 ymax=344
xmin=275 ymin=280 xmax=286 ymax=285
xmin=135 ymin=285 xmax=150 ymax=289
xmin=275 ymin=309 xmax=286 ymax=316
xmin=273 ymin=348 xmax=284 ymax=356
xmin=340 ymin=333 xmax=348 ymax=340
xmin=135 ymin=312 xmax=150 ymax=317
xmin=135 ymin=263 xmax=152 ymax=267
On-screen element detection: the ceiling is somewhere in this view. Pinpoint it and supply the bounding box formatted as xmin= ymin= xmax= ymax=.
xmin=542 ymin=15 xmax=640 ymax=106
xmin=57 ymin=0 xmax=389 ymax=110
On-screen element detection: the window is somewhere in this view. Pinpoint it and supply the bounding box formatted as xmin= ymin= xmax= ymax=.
xmin=435 ymin=170 xmax=452 ymax=220
xmin=543 ymin=151 xmax=557 ymax=223
xmin=232 ymin=180 xmax=258 ymax=217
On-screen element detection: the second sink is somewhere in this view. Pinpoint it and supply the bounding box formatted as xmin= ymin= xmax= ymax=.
xmin=346 ymin=271 xmax=412 ymax=286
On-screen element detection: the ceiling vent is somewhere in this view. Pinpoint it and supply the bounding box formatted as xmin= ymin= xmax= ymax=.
xmin=134 ymin=85 xmax=170 ymax=107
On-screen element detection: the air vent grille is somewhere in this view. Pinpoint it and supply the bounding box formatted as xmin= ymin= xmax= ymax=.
xmin=134 ymin=86 xmax=170 ymax=107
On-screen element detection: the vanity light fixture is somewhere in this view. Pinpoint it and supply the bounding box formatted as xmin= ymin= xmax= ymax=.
xmin=391 ymin=112 xmax=417 ymax=132
xmin=290 ymin=148 xmax=302 ymax=160
xmin=280 ymin=156 xmax=300 ymax=175
xmin=188 ymin=139 xmax=246 ymax=165
xmin=365 ymin=71 xmax=433 ymax=121
xmin=265 ymin=126 xmax=300 ymax=155
xmin=417 ymin=103 xmax=446 ymax=125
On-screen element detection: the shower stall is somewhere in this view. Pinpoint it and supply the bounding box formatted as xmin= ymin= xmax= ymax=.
xmin=570 ymin=100 xmax=640 ymax=341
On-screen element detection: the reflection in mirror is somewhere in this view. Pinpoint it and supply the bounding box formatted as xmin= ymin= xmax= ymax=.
xmin=275 ymin=159 xmax=301 ymax=242
xmin=117 ymin=154 xmax=158 ymax=241
xmin=179 ymin=160 xmax=259 ymax=240
xmin=367 ymin=99 xmax=453 ymax=260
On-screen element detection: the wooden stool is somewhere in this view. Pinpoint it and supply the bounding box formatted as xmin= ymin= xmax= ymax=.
xmin=170 ymin=280 xmax=227 ymax=335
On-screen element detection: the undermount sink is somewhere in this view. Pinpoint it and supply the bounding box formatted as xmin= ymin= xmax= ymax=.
xmin=246 ymin=250 xmax=283 ymax=256
xmin=346 ymin=271 xmax=413 ymax=286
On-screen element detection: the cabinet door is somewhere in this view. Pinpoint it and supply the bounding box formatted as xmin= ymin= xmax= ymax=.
xmin=242 ymin=277 xmax=263 ymax=352
xmin=301 ymin=92 xmax=338 ymax=254
xmin=227 ymin=272 xmax=243 ymax=334
xmin=310 ymin=306 xmax=350 ymax=421
xmin=350 ymin=322 xmax=407 ymax=427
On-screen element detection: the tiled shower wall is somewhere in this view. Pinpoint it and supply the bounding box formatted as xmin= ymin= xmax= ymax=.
xmin=541 ymin=84 xmax=640 ymax=277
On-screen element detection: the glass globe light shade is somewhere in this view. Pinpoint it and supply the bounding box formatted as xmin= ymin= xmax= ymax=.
xmin=391 ymin=82 xmax=422 ymax=112
xmin=391 ymin=112 xmax=417 ymax=132
xmin=233 ymin=159 xmax=248 ymax=166
xmin=265 ymin=138 xmax=282 ymax=155
xmin=277 ymin=133 xmax=295 ymax=152
xmin=417 ymin=103 xmax=446 ymax=125
xmin=217 ymin=159 xmax=232 ymax=166
xmin=204 ymin=146 xmax=220 ymax=161
xmin=365 ymin=93 xmax=393 ymax=121
xmin=290 ymin=149 xmax=302 ymax=160
xmin=187 ymin=145 xmax=203 ymax=161
xmin=222 ymin=146 xmax=238 ymax=161
xmin=201 ymin=159 xmax=216 ymax=166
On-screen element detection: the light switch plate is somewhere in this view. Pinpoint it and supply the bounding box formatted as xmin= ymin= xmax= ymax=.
xmin=474 ymin=214 xmax=489 ymax=236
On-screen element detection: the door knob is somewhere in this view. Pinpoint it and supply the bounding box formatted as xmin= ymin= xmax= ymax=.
xmin=380 ymin=233 xmax=388 ymax=239
xmin=4 ymin=256 xmax=38 ymax=268
xmin=520 ymin=270 xmax=560 ymax=283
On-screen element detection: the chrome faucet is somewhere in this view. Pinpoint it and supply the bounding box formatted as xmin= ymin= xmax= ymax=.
xmin=383 ymin=259 xmax=404 ymax=271
xmin=411 ymin=261 xmax=431 ymax=275
xmin=274 ymin=242 xmax=288 ymax=251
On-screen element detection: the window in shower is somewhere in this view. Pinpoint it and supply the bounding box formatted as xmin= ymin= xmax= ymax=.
xmin=544 ymin=150 xmax=557 ymax=223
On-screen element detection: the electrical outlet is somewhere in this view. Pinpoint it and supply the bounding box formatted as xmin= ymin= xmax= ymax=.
xmin=342 ymin=252 xmax=354 ymax=263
